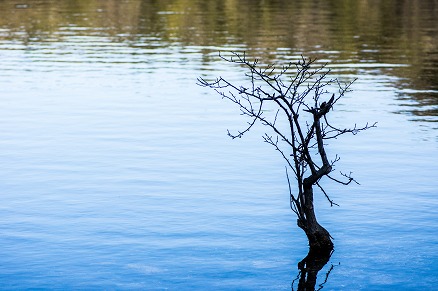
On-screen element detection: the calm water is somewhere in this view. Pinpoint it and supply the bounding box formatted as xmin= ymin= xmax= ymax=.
xmin=0 ymin=0 xmax=437 ymax=290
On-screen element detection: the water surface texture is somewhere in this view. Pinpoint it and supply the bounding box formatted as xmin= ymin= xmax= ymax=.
xmin=0 ymin=1 xmax=437 ymax=290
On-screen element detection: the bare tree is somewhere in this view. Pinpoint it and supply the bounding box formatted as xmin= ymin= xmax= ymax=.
xmin=198 ymin=52 xmax=375 ymax=274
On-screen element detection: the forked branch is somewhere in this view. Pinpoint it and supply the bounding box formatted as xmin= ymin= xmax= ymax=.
xmin=198 ymin=52 xmax=375 ymax=249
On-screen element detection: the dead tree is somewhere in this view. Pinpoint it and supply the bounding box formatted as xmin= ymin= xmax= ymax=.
xmin=198 ymin=52 xmax=375 ymax=262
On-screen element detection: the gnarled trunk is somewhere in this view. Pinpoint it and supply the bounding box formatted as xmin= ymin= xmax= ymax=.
xmin=295 ymin=184 xmax=333 ymax=291
xmin=298 ymin=183 xmax=333 ymax=255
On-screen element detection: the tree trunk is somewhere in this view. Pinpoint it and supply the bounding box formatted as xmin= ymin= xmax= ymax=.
xmin=295 ymin=184 xmax=334 ymax=290
xmin=298 ymin=184 xmax=334 ymax=256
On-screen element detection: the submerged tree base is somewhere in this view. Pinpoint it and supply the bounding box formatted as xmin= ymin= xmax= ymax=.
xmin=295 ymin=218 xmax=334 ymax=289
xmin=294 ymin=222 xmax=334 ymax=289
xmin=296 ymin=245 xmax=333 ymax=291
xmin=297 ymin=217 xmax=333 ymax=253
xmin=305 ymin=229 xmax=334 ymax=258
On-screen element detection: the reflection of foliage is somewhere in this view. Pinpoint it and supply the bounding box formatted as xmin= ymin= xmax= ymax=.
xmin=1 ymin=0 xmax=436 ymax=54
xmin=1 ymin=0 xmax=436 ymax=95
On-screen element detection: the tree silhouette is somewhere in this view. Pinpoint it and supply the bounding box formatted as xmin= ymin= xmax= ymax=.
xmin=198 ymin=52 xmax=375 ymax=288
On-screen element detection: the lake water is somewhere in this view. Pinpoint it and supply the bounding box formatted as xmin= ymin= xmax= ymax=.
xmin=0 ymin=0 xmax=437 ymax=290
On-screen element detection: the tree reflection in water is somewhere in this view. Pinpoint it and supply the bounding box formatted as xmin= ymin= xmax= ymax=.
xmin=292 ymin=250 xmax=338 ymax=291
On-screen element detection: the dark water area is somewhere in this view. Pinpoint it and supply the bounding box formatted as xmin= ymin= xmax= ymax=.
xmin=0 ymin=0 xmax=437 ymax=290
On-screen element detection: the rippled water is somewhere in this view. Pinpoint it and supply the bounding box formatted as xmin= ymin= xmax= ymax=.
xmin=0 ymin=0 xmax=437 ymax=290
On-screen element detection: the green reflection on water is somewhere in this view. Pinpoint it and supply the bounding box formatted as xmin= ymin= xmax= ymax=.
xmin=0 ymin=0 xmax=437 ymax=116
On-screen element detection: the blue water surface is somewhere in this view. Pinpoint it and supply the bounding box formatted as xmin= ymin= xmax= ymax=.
xmin=0 ymin=1 xmax=437 ymax=290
